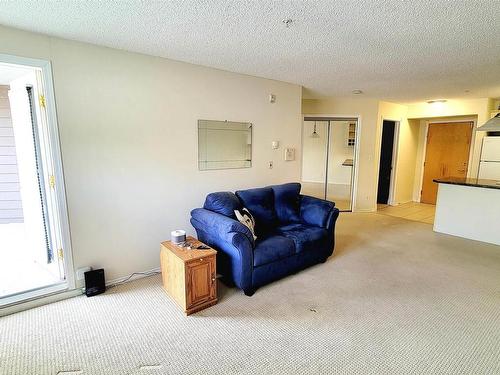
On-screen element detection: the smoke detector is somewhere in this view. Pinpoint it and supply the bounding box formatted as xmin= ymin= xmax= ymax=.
xmin=352 ymin=89 xmax=363 ymax=95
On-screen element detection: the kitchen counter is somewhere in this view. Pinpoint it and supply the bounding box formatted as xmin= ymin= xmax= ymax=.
xmin=433 ymin=177 xmax=500 ymax=190
xmin=433 ymin=178 xmax=500 ymax=246
xmin=342 ymin=159 xmax=353 ymax=167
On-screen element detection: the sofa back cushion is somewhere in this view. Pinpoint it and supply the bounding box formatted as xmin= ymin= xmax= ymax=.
xmin=236 ymin=187 xmax=278 ymax=235
xmin=270 ymin=183 xmax=301 ymax=224
xmin=204 ymin=192 xmax=242 ymax=217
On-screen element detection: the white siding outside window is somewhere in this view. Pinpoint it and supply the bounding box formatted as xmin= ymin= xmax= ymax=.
xmin=0 ymin=85 xmax=23 ymax=223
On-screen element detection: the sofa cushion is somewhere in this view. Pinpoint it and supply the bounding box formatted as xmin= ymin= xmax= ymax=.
xmin=204 ymin=192 xmax=242 ymax=217
xmin=253 ymin=235 xmax=295 ymax=267
xmin=276 ymin=223 xmax=328 ymax=253
xmin=270 ymin=183 xmax=301 ymax=224
xmin=236 ymin=187 xmax=278 ymax=235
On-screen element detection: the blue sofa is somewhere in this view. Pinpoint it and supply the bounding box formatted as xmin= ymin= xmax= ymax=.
xmin=190 ymin=183 xmax=340 ymax=296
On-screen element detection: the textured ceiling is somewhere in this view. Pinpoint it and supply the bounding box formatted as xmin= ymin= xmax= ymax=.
xmin=0 ymin=1 xmax=499 ymax=102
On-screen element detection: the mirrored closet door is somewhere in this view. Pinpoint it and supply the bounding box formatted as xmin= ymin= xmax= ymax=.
xmin=301 ymin=117 xmax=357 ymax=211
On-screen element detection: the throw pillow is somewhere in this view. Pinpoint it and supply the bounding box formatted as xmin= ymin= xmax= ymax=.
xmin=234 ymin=208 xmax=257 ymax=240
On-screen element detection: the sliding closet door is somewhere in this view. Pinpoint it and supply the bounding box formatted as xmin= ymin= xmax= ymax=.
xmin=301 ymin=120 xmax=328 ymax=200
xmin=326 ymin=120 xmax=356 ymax=211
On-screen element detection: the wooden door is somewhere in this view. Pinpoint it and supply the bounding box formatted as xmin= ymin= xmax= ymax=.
xmin=186 ymin=256 xmax=216 ymax=308
xmin=421 ymin=122 xmax=473 ymax=204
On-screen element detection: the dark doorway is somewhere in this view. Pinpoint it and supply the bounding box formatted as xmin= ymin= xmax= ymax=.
xmin=377 ymin=120 xmax=396 ymax=204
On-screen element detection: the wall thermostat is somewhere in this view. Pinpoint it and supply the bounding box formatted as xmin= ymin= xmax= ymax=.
xmin=284 ymin=147 xmax=295 ymax=161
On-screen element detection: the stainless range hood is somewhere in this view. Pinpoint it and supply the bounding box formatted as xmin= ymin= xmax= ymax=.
xmin=478 ymin=113 xmax=500 ymax=132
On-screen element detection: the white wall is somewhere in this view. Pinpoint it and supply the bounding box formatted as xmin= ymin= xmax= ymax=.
xmin=0 ymin=25 xmax=302 ymax=283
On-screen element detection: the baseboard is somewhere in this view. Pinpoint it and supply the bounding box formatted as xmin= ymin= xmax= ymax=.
xmin=1 ymin=267 xmax=162 ymax=317
xmin=354 ymin=209 xmax=375 ymax=213
xmin=106 ymin=267 xmax=161 ymax=287
xmin=389 ymin=200 xmax=412 ymax=206
xmin=0 ymin=288 xmax=83 ymax=317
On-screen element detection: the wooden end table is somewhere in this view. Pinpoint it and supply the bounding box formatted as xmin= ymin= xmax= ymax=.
xmin=160 ymin=236 xmax=217 ymax=315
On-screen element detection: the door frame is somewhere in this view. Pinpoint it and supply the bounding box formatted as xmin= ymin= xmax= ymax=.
xmin=0 ymin=53 xmax=75 ymax=304
xmin=301 ymin=114 xmax=362 ymax=212
xmin=375 ymin=118 xmax=400 ymax=206
xmin=416 ymin=118 xmax=476 ymax=203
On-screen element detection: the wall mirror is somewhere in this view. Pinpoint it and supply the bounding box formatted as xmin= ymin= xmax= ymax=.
xmin=198 ymin=120 xmax=252 ymax=170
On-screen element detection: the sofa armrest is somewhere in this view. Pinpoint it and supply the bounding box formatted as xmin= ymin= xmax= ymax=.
xmin=190 ymin=208 xmax=254 ymax=246
xmin=190 ymin=208 xmax=254 ymax=290
xmin=299 ymin=195 xmax=336 ymax=228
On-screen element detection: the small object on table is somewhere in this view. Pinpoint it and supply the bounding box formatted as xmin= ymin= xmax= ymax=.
xmin=160 ymin=236 xmax=217 ymax=315
xmin=171 ymin=229 xmax=186 ymax=244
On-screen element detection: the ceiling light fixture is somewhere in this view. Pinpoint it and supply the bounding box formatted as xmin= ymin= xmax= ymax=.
xmin=282 ymin=19 xmax=293 ymax=28
xmin=426 ymin=99 xmax=447 ymax=104
xmin=352 ymin=89 xmax=363 ymax=95
xmin=310 ymin=122 xmax=320 ymax=138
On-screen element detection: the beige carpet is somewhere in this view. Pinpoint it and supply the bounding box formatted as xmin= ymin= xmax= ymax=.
xmin=1 ymin=213 xmax=499 ymax=374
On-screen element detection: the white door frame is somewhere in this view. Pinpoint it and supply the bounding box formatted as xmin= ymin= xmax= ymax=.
xmin=375 ymin=118 xmax=400 ymax=206
xmin=302 ymin=114 xmax=362 ymax=212
xmin=0 ymin=54 xmax=75 ymax=299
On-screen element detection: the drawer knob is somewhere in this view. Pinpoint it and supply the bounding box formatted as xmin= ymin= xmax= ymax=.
xmin=200 ymin=258 xmax=203 ymax=262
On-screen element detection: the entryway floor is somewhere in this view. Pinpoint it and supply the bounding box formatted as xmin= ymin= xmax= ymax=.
xmin=377 ymin=202 xmax=435 ymax=224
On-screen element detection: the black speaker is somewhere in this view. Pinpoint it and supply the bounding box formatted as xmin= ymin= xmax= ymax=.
xmin=84 ymin=269 xmax=106 ymax=297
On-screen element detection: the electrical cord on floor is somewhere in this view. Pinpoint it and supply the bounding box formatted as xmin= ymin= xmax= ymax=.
xmin=106 ymin=270 xmax=161 ymax=290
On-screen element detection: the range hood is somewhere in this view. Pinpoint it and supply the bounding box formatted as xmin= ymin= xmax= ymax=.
xmin=478 ymin=113 xmax=500 ymax=132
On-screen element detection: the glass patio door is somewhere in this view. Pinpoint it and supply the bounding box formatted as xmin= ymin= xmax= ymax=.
xmin=0 ymin=59 xmax=70 ymax=306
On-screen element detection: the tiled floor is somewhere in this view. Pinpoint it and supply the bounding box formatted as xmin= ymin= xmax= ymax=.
xmin=377 ymin=202 xmax=436 ymax=224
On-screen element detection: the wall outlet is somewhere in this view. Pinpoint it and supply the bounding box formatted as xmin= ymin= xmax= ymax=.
xmin=76 ymin=266 xmax=92 ymax=281
xmin=269 ymin=161 xmax=273 ymax=169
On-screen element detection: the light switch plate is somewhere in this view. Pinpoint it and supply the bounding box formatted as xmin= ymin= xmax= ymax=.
xmin=284 ymin=148 xmax=295 ymax=161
